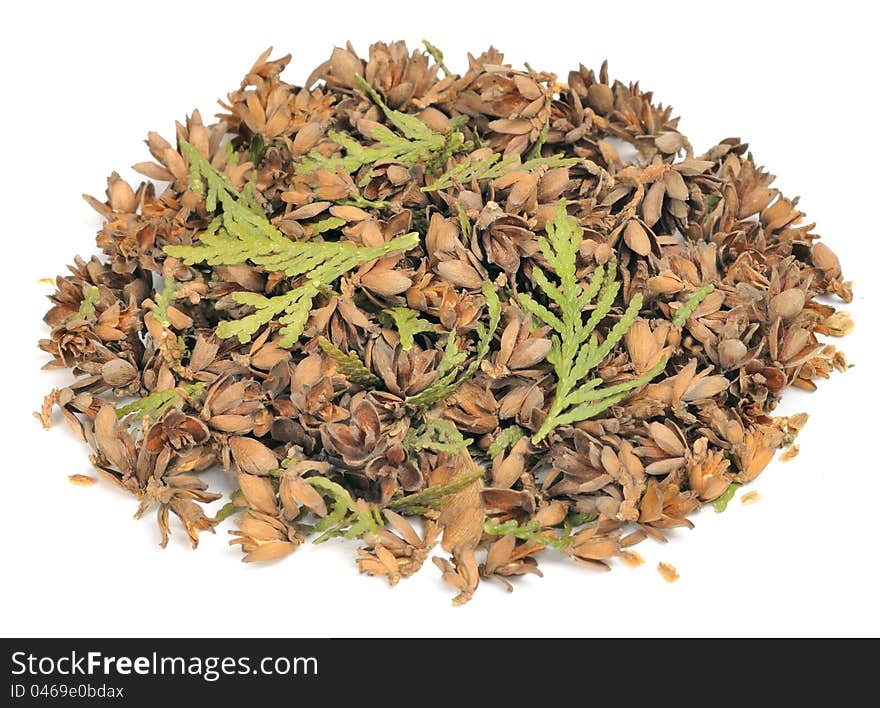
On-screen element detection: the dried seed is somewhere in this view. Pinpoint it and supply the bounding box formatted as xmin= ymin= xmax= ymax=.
xmin=619 ymin=550 xmax=644 ymax=567
xmin=657 ymin=562 xmax=679 ymax=583
xmin=230 ymin=437 xmax=278 ymax=475
xmin=655 ymin=132 xmax=684 ymax=154
xmin=623 ymin=220 xmax=651 ymax=256
xmin=718 ymin=339 xmax=748 ymax=370
xmin=436 ymin=260 xmax=483 ymax=289
xmin=741 ymin=491 xmax=761 ymax=505
xmin=770 ymin=289 xmax=806 ymax=321
xmin=643 ymin=180 xmax=666 ymax=226
xmin=101 ymin=358 xmax=138 ymax=386
xmin=811 ymin=242 xmax=840 ymax=274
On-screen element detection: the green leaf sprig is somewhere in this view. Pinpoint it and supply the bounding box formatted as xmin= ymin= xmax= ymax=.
xmin=317 ymin=337 xmax=380 ymax=386
xmin=487 ymin=426 xmax=525 ymax=459
xmin=521 ymin=200 xmax=665 ymax=443
xmin=69 ymin=285 xmax=100 ymax=322
xmin=116 ymin=382 xmax=205 ymax=420
xmin=424 ymin=153 xmax=580 ymax=193
xmin=296 ymin=74 xmax=470 ymax=180
xmin=403 ymin=418 xmax=470 ymax=455
xmin=379 ymin=307 xmax=435 ymax=350
xmin=165 ymin=142 xmax=418 ymax=347
xmin=386 ymin=468 xmax=484 ymax=515
xmin=304 ymin=476 xmax=383 ymax=543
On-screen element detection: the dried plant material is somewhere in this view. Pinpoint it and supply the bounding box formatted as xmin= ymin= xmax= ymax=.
xmin=438 ymin=450 xmax=485 ymax=553
xmin=68 ymin=474 xmax=96 ymax=487
xmin=359 ymin=511 xmax=439 ymax=585
xmin=434 ymin=549 xmax=480 ymax=605
xmin=35 ymin=389 xmax=62 ymax=429
xmin=657 ymin=562 xmax=679 ymax=583
xmin=741 ymin=491 xmax=761 ymax=505
xmin=619 ymin=550 xmax=644 ymax=568
xmin=520 ymin=203 xmax=669 ymax=443
xmin=780 ymin=445 xmax=800 ymax=462
xmin=36 ymin=40 xmax=852 ymax=604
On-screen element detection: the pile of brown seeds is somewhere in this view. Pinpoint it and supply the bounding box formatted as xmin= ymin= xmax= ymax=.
xmin=38 ymin=42 xmax=852 ymax=602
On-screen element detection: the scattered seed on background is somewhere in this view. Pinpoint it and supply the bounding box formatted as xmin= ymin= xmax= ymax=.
xmin=657 ymin=562 xmax=679 ymax=583
xmin=741 ymin=491 xmax=761 ymax=505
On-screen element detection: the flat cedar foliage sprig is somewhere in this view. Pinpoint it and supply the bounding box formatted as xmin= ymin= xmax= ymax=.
xmin=297 ymin=75 xmax=470 ymax=181
xmin=521 ymin=200 xmax=664 ymax=443
xmin=38 ymin=40 xmax=851 ymax=604
xmin=115 ymin=382 xmax=205 ymax=421
xmin=303 ymin=476 xmax=384 ymax=543
xmin=424 ymin=153 xmax=580 ymax=193
xmin=379 ymin=307 xmax=434 ymax=350
xmin=166 ymin=142 xmax=419 ymax=346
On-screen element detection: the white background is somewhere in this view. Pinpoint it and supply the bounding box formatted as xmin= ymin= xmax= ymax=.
xmin=1 ymin=0 xmax=877 ymax=638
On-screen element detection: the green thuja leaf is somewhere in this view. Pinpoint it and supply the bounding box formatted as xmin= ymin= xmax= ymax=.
xmin=433 ymin=328 xmax=469 ymax=378
xmin=355 ymin=74 xmax=439 ymax=143
xmin=224 ymin=141 xmax=240 ymax=167
xmin=317 ymin=337 xmax=380 ymax=386
xmin=116 ymin=389 xmax=178 ymax=420
xmin=116 ymin=382 xmax=205 ymax=420
xmin=214 ymin=501 xmax=239 ymax=523
xmin=249 ymin=135 xmax=267 ymax=165
xmin=304 ymin=476 xmax=383 ymax=543
xmin=165 ymin=142 xmax=418 ymax=347
xmin=487 ymin=425 xmax=525 ymax=459
xmin=422 ymin=39 xmax=450 ymax=76
xmin=703 ymin=194 xmax=721 ymax=217
xmin=402 ymin=326 xmax=469 ymax=407
xmin=425 ymin=153 xmax=503 ymax=192
xmin=483 ymin=519 xmax=571 ymax=552
xmin=296 ymin=75 xmax=469 ymax=178
xmin=379 ymin=307 xmax=434 ymax=350
xmin=713 ymin=483 xmax=741 ymax=513
xmin=524 ymin=200 xmax=666 ymax=443
xmin=307 ymin=216 xmax=347 ymax=236
xmin=69 ymin=285 xmax=100 ymax=322
xmin=215 ymin=489 xmax=244 ymax=523
xmin=673 ymin=284 xmax=715 ymax=327
xmin=424 ymin=153 xmax=580 ymax=192
xmin=152 ymin=278 xmax=178 ymax=327
xmin=403 ymin=418 xmax=470 ymax=455
xmin=525 ymin=107 xmax=551 ymax=160
xmin=565 ymin=511 xmax=599 ymax=526
xmin=386 ymin=469 xmax=484 ymax=516
xmin=338 ymin=193 xmax=390 ymax=210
